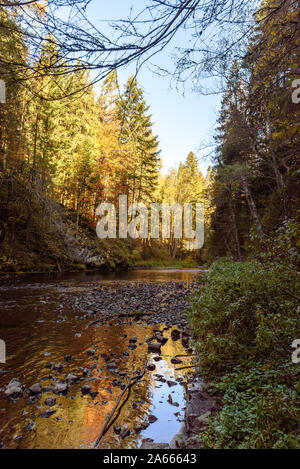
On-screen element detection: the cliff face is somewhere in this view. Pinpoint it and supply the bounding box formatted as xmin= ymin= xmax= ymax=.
xmin=0 ymin=176 xmax=134 ymax=273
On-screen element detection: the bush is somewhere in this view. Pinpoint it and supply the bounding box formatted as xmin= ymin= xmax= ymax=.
xmin=189 ymin=259 xmax=299 ymax=374
xmin=188 ymin=259 xmax=300 ymax=449
xmin=200 ymin=364 xmax=299 ymax=449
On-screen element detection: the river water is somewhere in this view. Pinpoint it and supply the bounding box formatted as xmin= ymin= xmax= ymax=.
xmin=0 ymin=269 xmax=200 ymax=449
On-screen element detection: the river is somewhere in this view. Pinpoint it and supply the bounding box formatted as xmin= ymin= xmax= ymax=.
xmin=0 ymin=268 xmax=201 ymax=449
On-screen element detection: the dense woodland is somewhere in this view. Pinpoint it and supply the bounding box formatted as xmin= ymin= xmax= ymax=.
xmin=0 ymin=2 xmax=299 ymax=271
xmin=0 ymin=0 xmax=299 ymax=450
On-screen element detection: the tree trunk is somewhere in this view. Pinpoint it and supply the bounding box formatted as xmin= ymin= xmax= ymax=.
xmin=227 ymin=183 xmax=242 ymax=260
xmin=240 ymin=173 xmax=265 ymax=243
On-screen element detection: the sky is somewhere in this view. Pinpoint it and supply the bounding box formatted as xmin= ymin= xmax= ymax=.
xmin=85 ymin=1 xmax=222 ymax=176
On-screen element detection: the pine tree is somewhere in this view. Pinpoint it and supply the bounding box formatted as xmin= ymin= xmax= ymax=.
xmin=116 ymin=75 xmax=160 ymax=204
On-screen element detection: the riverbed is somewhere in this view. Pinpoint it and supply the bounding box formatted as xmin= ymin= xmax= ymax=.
xmin=0 ymin=269 xmax=201 ymax=449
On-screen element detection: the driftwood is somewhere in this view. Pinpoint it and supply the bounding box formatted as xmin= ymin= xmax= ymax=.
xmin=175 ymin=364 xmax=200 ymax=371
xmin=94 ymin=360 xmax=148 ymax=449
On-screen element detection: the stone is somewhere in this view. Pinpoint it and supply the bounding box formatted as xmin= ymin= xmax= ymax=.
xmin=148 ymin=415 xmax=158 ymax=424
xmin=171 ymin=329 xmax=181 ymax=341
xmin=121 ymin=425 xmax=130 ymax=439
xmin=196 ymin=411 xmax=211 ymax=426
xmin=128 ymin=344 xmax=137 ymax=350
xmin=82 ymin=368 xmax=91 ymax=377
xmin=171 ymin=357 xmax=183 ymax=365
xmin=153 ymin=356 xmax=162 ymax=362
xmin=39 ymin=409 xmax=56 ymax=418
xmin=4 ymin=379 xmax=23 ymax=399
xmin=167 ymin=394 xmax=179 ymax=407
xmin=81 ymin=385 xmax=92 ymax=395
xmin=140 ymin=439 xmax=169 ymax=449
xmin=167 ymin=380 xmax=177 ymax=387
xmin=66 ymin=374 xmax=80 ymax=385
xmin=113 ymin=425 xmax=121 ymax=435
xmin=45 ymin=397 xmax=56 ymax=407
xmin=147 ymin=364 xmax=156 ymax=371
xmin=134 ymin=420 xmax=149 ymax=433
xmin=148 ymin=342 xmax=161 ymax=354
xmin=53 ymin=363 xmax=63 ymax=372
xmin=129 ymin=336 xmax=137 ymax=343
xmin=29 ymin=383 xmax=42 ymax=395
xmin=25 ymin=420 xmax=36 ymax=431
xmin=53 ymin=382 xmax=68 ymax=394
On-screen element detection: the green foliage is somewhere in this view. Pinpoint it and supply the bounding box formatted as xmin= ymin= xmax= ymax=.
xmin=189 ymin=259 xmax=299 ymax=372
xmin=188 ymin=259 xmax=300 ymax=448
xmin=254 ymin=219 xmax=300 ymax=268
xmin=201 ymin=364 xmax=299 ymax=449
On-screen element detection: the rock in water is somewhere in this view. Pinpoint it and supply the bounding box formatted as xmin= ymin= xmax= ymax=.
xmin=148 ymin=415 xmax=158 ymax=424
xmin=148 ymin=343 xmax=161 ymax=354
xmin=121 ymin=425 xmax=130 ymax=439
xmin=25 ymin=421 xmax=36 ymax=431
xmin=4 ymin=378 xmax=24 ymax=399
xmin=66 ymin=374 xmax=80 ymax=385
xmin=81 ymin=385 xmax=92 ymax=395
xmin=29 ymin=383 xmax=42 ymax=395
xmin=53 ymin=382 xmax=68 ymax=395
xmin=45 ymin=397 xmax=56 ymax=407
xmin=113 ymin=426 xmax=121 ymax=435
xmin=39 ymin=410 xmax=56 ymax=419
xmin=167 ymin=380 xmax=177 ymax=387
xmin=171 ymin=330 xmax=181 ymax=341
xmin=171 ymin=357 xmax=183 ymax=365
xmin=147 ymin=364 xmax=156 ymax=371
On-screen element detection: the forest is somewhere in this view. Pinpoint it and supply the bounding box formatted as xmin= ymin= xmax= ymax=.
xmin=0 ymin=0 xmax=299 ymax=452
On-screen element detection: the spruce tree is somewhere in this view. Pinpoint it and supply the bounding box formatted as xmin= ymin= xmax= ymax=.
xmin=116 ymin=75 xmax=160 ymax=204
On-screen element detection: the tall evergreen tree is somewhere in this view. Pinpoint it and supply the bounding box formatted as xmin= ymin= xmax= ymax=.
xmin=116 ymin=76 xmax=160 ymax=204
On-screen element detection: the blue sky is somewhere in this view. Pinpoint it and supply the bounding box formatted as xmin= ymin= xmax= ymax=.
xmin=86 ymin=1 xmax=221 ymax=175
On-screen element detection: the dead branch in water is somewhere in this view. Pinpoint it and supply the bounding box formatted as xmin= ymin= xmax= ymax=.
xmin=94 ymin=360 xmax=148 ymax=449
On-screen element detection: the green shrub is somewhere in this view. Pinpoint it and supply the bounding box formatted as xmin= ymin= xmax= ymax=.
xmin=188 ymin=259 xmax=300 ymax=449
xmin=200 ymin=364 xmax=299 ymax=449
xmin=189 ymin=259 xmax=299 ymax=374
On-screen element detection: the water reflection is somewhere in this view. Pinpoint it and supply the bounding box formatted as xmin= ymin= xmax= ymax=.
xmin=0 ymin=270 xmax=195 ymax=449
